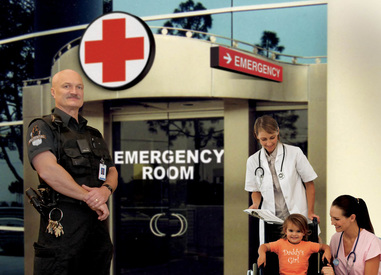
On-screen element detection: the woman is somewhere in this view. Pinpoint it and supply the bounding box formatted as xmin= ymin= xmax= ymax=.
xmin=322 ymin=195 xmax=381 ymax=275
xmin=245 ymin=115 xmax=319 ymax=240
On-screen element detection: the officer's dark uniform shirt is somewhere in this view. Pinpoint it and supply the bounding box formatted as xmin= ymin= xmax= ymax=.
xmin=27 ymin=107 xmax=114 ymax=188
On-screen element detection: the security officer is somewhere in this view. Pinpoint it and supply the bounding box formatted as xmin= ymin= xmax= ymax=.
xmin=26 ymin=69 xmax=118 ymax=275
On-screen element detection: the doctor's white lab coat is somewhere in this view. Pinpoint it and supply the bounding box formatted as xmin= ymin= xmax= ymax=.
xmin=245 ymin=142 xmax=317 ymax=243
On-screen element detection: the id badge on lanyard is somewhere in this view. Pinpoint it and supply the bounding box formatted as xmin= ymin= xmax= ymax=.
xmin=98 ymin=158 xmax=107 ymax=181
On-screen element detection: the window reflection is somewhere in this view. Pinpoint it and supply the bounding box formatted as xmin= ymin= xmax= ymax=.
xmin=256 ymin=110 xmax=308 ymax=156
xmin=0 ymin=125 xmax=24 ymax=207
xmin=0 ymin=125 xmax=24 ymax=261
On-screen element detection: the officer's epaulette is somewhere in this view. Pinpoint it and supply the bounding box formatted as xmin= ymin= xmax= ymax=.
xmin=30 ymin=114 xmax=101 ymax=137
xmin=28 ymin=114 xmax=63 ymax=130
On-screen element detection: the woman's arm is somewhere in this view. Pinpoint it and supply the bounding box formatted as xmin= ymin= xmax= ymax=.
xmin=249 ymin=191 xmax=262 ymax=209
xmin=304 ymin=181 xmax=320 ymax=222
xmin=364 ymin=256 xmax=380 ymax=275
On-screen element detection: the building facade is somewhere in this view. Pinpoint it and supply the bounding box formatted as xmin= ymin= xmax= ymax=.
xmin=23 ymin=24 xmax=327 ymax=274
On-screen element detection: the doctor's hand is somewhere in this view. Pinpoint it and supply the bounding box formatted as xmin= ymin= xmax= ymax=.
xmin=249 ymin=202 xmax=260 ymax=209
xmin=250 ymin=192 xmax=261 ymax=209
xmin=308 ymin=212 xmax=320 ymax=223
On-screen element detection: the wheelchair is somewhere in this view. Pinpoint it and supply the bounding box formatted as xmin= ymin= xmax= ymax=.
xmin=248 ymin=217 xmax=325 ymax=275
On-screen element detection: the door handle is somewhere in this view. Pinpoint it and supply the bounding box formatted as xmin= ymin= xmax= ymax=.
xmin=170 ymin=213 xmax=188 ymax=237
xmin=149 ymin=212 xmax=188 ymax=237
xmin=149 ymin=213 xmax=166 ymax=237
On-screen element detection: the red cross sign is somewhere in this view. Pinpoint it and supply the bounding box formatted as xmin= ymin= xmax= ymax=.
xmin=79 ymin=12 xmax=155 ymax=90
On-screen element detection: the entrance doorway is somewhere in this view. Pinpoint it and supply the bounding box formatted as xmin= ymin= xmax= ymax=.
xmin=111 ymin=101 xmax=224 ymax=274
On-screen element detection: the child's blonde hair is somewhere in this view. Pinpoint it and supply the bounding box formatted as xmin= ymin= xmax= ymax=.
xmin=281 ymin=214 xmax=310 ymax=241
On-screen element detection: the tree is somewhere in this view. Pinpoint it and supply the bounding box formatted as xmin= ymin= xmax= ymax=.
xmin=255 ymin=31 xmax=285 ymax=59
xmin=0 ymin=0 xmax=35 ymax=202
xmin=0 ymin=0 xmax=110 ymax=204
xmin=103 ymin=0 xmax=112 ymax=13
xmin=260 ymin=111 xmax=308 ymax=155
xmin=160 ymin=0 xmax=212 ymax=39
xmin=147 ymin=119 xmax=223 ymax=149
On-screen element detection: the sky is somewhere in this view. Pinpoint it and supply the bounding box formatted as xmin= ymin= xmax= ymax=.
xmin=113 ymin=0 xmax=327 ymax=62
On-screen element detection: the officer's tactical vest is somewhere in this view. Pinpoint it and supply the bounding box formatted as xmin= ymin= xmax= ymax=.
xmin=32 ymin=114 xmax=112 ymax=189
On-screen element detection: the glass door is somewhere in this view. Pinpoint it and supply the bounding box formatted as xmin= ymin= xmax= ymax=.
xmin=112 ymin=105 xmax=224 ymax=275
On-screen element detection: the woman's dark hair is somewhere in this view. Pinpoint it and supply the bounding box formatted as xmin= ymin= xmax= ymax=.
xmin=332 ymin=195 xmax=374 ymax=234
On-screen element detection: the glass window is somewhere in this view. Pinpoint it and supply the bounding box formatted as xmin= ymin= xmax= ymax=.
xmin=0 ymin=124 xmax=24 ymax=271
xmin=113 ymin=0 xmax=232 ymax=39
xmin=231 ymin=5 xmax=327 ymax=63
xmin=113 ymin=0 xmax=327 ymax=63
xmin=0 ymin=125 xmax=23 ymax=207
xmin=255 ymin=110 xmax=308 ymax=154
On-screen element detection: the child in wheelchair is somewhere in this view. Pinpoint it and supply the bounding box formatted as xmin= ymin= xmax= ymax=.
xmin=257 ymin=214 xmax=331 ymax=275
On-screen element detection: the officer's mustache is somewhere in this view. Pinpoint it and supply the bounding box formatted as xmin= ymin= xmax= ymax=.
xmin=66 ymin=95 xmax=81 ymax=99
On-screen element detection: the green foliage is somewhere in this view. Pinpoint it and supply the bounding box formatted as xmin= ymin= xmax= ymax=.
xmin=0 ymin=0 xmax=35 ymax=123
xmin=0 ymin=0 xmax=35 ymax=196
xmin=255 ymin=31 xmax=285 ymax=59
xmin=160 ymin=0 xmax=212 ymax=39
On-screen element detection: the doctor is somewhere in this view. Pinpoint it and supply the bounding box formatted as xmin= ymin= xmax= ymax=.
xmin=245 ymin=115 xmax=319 ymax=243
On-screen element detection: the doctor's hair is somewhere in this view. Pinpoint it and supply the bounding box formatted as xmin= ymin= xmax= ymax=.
xmin=281 ymin=214 xmax=310 ymax=241
xmin=253 ymin=115 xmax=280 ymax=138
xmin=332 ymin=195 xmax=374 ymax=234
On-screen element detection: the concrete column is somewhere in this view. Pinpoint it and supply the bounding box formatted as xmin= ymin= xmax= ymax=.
xmin=327 ymin=0 xmax=381 ymax=238
xmin=224 ymin=99 xmax=249 ymax=274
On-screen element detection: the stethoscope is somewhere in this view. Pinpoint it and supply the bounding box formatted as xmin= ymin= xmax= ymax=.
xmin=333 ymin=228 xmax=360 ymax=273
xmin=254 ymin=143 xmax=286 ymax=180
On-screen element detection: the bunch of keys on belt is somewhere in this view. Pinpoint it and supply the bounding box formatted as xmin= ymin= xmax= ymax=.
xmin=46 ymin=208 xmax=64 ymax=237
